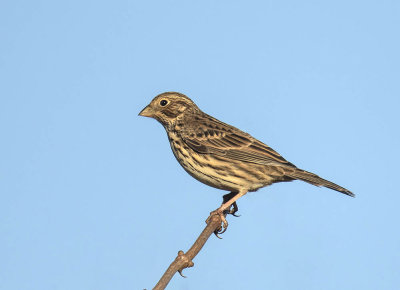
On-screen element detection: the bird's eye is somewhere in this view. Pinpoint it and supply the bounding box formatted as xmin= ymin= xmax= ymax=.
xmin=160 ymin=100 xmax=168 ymax=106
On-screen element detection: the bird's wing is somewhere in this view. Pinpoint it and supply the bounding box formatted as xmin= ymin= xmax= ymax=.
xmin=180 ymin=114 xmax=296 ymax=167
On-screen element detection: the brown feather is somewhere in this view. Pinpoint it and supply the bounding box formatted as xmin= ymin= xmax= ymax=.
xmin=181 ymin=113 xmax=296 ymax=167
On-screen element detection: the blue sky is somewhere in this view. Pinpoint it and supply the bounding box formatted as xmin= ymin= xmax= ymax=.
xmin=1 ymin=1 xmax=399 ymax=289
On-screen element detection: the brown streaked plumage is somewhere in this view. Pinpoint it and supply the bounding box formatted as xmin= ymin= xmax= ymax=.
xmin=139 ymin=92 xmax=354 ymax=232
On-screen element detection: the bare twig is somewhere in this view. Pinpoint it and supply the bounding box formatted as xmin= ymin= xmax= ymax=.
xmin=152 ymin=213 xmax=224 ymax=290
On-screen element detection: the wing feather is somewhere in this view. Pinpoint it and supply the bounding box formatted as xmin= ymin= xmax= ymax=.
xmin=181 ymin=114 xmax=296 ymax=167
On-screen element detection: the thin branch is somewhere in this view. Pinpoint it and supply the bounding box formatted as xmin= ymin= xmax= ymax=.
xmin=152 ymin=213 xmax=223 ymax=290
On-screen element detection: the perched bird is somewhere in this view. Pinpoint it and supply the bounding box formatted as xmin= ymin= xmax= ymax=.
xmin=139 ymin=92 xmax=353 ymax=232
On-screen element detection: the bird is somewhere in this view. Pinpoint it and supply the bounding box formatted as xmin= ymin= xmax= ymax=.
xmin=139 ymin=92 xmax=353 ymax=233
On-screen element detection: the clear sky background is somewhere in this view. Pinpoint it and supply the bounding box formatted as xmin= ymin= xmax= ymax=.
xmin=1 ymin=1 xmax=399 ymax=289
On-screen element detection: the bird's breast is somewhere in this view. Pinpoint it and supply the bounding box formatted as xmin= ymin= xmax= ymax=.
xmin=166 ymin=132 xmax=267 ymax=192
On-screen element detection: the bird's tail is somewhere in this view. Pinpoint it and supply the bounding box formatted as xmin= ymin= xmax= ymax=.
xmin=286 ymin=168 xmax=354 ymax=197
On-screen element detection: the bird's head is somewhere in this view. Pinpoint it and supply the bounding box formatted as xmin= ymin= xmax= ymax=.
xmin=139 ymin=92 xmax=199 ymax=128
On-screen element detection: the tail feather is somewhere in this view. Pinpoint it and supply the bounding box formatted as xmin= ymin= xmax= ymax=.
xmin=286 ymin=168 xmax=354 ymax=197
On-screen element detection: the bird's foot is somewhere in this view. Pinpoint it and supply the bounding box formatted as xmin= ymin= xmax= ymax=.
xmin=222 ymin=193 xmax=240 ymax=217
xmin=206 ymin=192 xmax=243 ymax=238
xmin=225 ymin=201 xmax=240 ymax=217
xmin=206 ymin=209 xmax=228 ymax=238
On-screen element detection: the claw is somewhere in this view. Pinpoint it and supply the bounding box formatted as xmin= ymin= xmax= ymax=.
xmin=212 ymin=221 xmax=224 ymax=238
xmin=230 ymin=201 xmax=239 ymax=215
xmin=217 ymin=225 xmax=227 ymax=235
xmin=214 ymin=230 xmax=223 ymax=239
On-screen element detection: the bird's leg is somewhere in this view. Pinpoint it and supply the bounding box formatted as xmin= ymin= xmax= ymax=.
xmin=207 ymin=189 xmax=248 ymax=236
xmin=222 ymin=192 xmax=240 ymax=216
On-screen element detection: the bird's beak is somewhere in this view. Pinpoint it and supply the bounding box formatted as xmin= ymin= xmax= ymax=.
xmin=138 ymin=105 xmax=154 ymax=118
